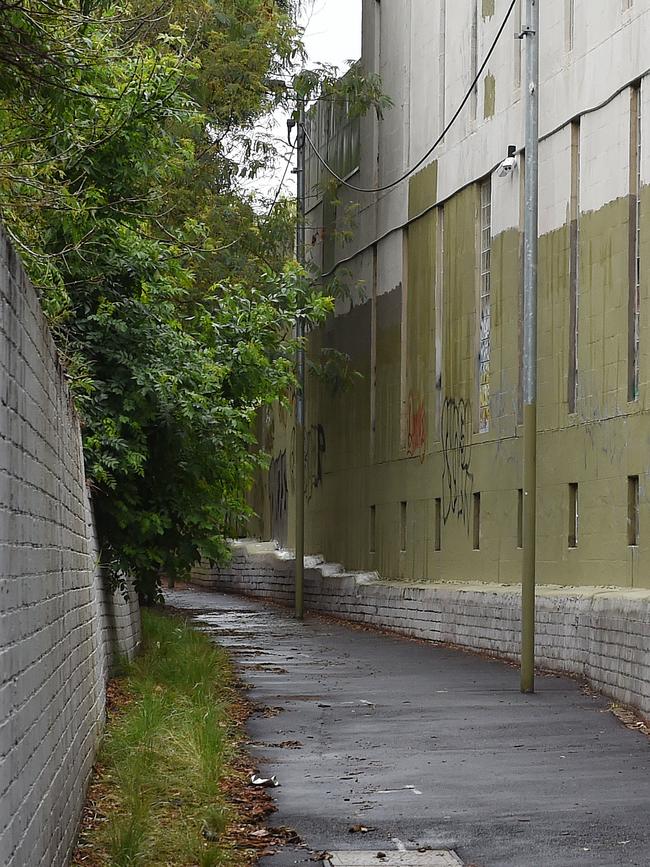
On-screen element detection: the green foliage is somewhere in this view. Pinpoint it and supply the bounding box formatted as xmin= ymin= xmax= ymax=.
xmin=294 ymin=62 xmax=392 ymax=119
xmin=0 ymin=0 xmax=382 ymax=602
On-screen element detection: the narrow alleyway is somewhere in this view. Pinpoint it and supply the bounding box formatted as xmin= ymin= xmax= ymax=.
xmin=165 ymin=589 xmax=650 ymax=867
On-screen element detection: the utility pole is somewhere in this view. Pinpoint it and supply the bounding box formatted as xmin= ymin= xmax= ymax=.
xmin=521 ymin=0 xmax=539 ymax=693
xmin=294 ymin=96 xmax=306 ymax=620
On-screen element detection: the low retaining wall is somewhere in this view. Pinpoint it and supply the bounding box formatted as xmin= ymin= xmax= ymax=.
xmin=193 ymin=540 xmax=650 ymax=717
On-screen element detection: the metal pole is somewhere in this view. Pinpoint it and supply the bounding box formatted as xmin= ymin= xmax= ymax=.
xmin=521 ymin=0 xmax=539 ymax=693
xmin=294 ymin=97 xmax=306 ymax=620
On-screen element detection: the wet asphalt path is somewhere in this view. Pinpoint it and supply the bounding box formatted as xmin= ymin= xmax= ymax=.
xmin=164 ymin=588 xmax=650 ymax=867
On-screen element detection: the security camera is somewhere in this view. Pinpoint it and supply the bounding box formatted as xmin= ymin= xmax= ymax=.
xmin=497 ymin=145 xmax=517 ymax=178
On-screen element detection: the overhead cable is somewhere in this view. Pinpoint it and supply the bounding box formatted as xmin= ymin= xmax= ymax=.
xmin=301 ymin=0 xmax=519 ymax=195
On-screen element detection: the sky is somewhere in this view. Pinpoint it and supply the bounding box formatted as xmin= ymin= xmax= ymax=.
xmin=302 ymin=0 xmax=362 ymax=74
xmin=248 ymin=0 xmax=362 ymax=203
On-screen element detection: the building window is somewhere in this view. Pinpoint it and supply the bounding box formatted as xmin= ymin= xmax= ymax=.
xmin=565 ymin=0 xmax=575 ymax=52
xmin=370 ymin=245 xmax=378 ymax=457
xmin=400 ymin=229 xmax=409 ymax=449
xmin=629 ymin=84 xmax=642 ymax=402
xmin=518 ymin=154 xmax=525 ymax=423
xmin=568 ymin=483 xmax=579 ymax=548
xmin=479 ymin=178 xmax=492 ymax=433
xmin=435 ymin=206 xmax=445 ymax=437
xmin=439 ymin=0 xmax=447 ymax=133
xmin=568 ymin=120 xmax=581 ymax=413
xmin=400 ymin=501 xmax=407 ymax=552
xmin=514 ymin=0 xmax=522 ymax=91
xmin=628 ymin=476 xmax=639 ymax=546
xmin=471 ymin=1 xmax=478 ymax=120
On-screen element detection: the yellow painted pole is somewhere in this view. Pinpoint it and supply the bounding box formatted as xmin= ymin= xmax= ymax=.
xmin=521 ymin=0 xmax=539 ymax=693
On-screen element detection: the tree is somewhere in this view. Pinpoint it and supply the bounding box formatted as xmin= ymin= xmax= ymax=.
xmin=0 ymin=0 xmax=383 ymax=602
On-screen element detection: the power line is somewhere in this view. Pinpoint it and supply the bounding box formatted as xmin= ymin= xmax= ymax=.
xmin=301 ymin=0 xmax=519 ymax=195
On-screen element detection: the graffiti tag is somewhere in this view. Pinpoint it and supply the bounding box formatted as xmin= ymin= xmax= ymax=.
xmin=441 ymin=398 xmax=474 ymax=532
xmin=290 ymin=423 xmax=327 ymax=502
xmin=269 ymin=450 xmax=288 ymax=544
xmin=305 ymin=423 xmax=326 ymax=501
xmin=407 ymin=391 xmax=427 ymax=462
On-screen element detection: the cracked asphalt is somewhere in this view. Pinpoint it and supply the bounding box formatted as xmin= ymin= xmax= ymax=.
xmin=164 ymin=588 xmax=650 ymax=867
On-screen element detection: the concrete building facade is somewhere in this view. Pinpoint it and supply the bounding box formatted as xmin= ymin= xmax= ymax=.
xmin=255 ymin=0 xmax=650 ymax=593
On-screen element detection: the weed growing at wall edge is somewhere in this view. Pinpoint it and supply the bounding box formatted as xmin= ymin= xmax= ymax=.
xmin=72 ymin=610 xmax=247 ymax=867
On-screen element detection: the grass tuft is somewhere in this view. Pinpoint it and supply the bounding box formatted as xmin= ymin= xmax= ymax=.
xmin=72 ymin=609 xmax=244 ymax=866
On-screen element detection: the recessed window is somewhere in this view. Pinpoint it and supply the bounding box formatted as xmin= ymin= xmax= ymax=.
xmin=568 ymin=483 xmax=578 ymax=548
xmin=400 ymin=501 xmax=407 ymax=552
xmin=434 ymin=497 xmax=442 ymax=552
xmin=629 ymin=84 xmax=642 ymax=402
xmin=370 ymin=505 xmax=376 ymax=553
xmin=473 ymin=492 xmax=481 ymax=550
xmin=479 ymin=179 xmax=492 ymax=433
xmin=565 ymin=0 xmax=575 ymax=52
xmin=568 ymin=119 xmax=580 ymax=413
xmin=470 ymin=1 xmax=478 ymax=119
xmin=628 ymin=476 xmax=639 ymax=546
xmin=513 ymin=0 xmax=522 ymax=90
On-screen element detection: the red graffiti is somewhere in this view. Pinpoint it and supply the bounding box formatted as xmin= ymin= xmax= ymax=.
xmin=407 ymin=392 xmax=427 ymax=462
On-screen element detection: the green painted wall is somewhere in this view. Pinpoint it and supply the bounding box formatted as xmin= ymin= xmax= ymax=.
xmin=482 ymin=0 xmax=495 ymax=19
xmin=484 ymin=73 xmax=496 ymax=119
xmin=257 ymin=179 xmax=650 ymax=590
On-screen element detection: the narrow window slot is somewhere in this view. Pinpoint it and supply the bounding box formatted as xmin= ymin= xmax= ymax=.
xmin=629 ymin=84 xmax=642 ymax=401
xmin=435 ymin=206 xmax=445 ymax=438
xmin=565 ymin=0 xmax=575 ymax=52
xmin=513 ymin=0 xmax=522 ymax=90
xmin=439 ymin=0 xmax=446 ymax=133
xmin=568 ymin=483 xmax=578 ymax=548
xmin=470 ymin=1 xmax=478 ymax=120
xmin=479 ymin=178 xmax=492 ymax=432
xmin=370 ymin=505 xmax=376 ymax=553
xmin=517 ymin=489 xmax=523 ymax=549
xmin=628 ymin=476 xmax=639 ymax=546
xmin=400 ymin=501 xmax=407 ymax=552
xmin=568 ymin=120 xmax=581 ymax=413
xmin=434 ymin=497 xmax=442 ymax=552
xmin=473 ymin=492 xmax=481 ymax=551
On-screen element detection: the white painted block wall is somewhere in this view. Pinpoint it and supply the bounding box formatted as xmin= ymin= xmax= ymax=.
xmin=194 ymin=540 xmax=650 ymax=719
xmin=0 ymin=228 xmax=140 ymax=867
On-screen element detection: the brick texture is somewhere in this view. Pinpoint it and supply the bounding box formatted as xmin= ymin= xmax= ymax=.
xmin=194 ymin=540 xmax=650 ymax=718
xmin=0 ymin=228 xmax=140 ymax=867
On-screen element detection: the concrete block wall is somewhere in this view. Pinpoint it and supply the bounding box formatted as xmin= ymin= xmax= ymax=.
xmin=0 ymin=227 xmax=141 ymax=867
xmin=88 ymin=495 xmax=141 ymax=682
xmin=195 ymin=540 xmax=650 ymax=718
